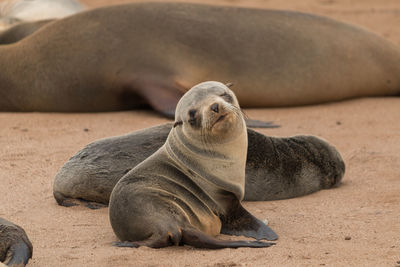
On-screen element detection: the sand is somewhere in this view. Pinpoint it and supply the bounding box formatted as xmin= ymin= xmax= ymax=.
xmin=0 ymin=0 xmax=399 ymax=266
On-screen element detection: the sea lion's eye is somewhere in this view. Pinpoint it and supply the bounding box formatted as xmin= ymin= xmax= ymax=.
xmin=188 ymin=109 xmax=197 ymax=125
xmin=220 ymin=92 xmax=233 ymax=103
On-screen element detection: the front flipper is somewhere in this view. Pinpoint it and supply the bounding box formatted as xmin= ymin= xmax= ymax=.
xmin=113 ymin=228 xmax=275 ymax=249
xmin=4 ymin=241 xmax=32 ymax=267
xmin=220 ymin=199 xmax=278 ymax=241
xmin=181 ymin=229 xmax=274 ymax=249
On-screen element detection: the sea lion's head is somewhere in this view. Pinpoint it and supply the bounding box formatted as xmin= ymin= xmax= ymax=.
xmin=173 ymin=81 xmax=246 ymax=143
xmin=170 ymin=81 xmax=247 ymax=200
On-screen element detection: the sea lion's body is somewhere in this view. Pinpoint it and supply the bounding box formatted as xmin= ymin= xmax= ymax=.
xmin=54 ymin=123 xmax=345 ymax=207
xmin=0 ymin=218 xmax=32 ymax=267
xmin=0 ymin=2 xmax=399 ymax=115
xmin=109 ymin=81 xmax=277 ymax=248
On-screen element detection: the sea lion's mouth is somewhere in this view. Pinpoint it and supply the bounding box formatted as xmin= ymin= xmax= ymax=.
xmin=216 ymin=115 xmax=226 ymax=123
xmin=212 ymin=113 xmax=229 ymax=127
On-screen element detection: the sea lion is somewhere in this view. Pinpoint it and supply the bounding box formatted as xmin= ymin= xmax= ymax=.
xmin=0 ymin=0 xmax=85 ymax=30
xmin=109 ymin=81 xmax=277 ymax=249
xmin=0 ymin=218 xmax=32 ymax=267
xmin=0 ymin=2 xmax=399 ymax=115
xmin=54 ymin=121 xmax=345 ymax=208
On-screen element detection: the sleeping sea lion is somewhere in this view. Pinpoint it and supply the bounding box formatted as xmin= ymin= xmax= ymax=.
xmin=0 ymin=2 xmax=399 ymax=116
xmin=53 ymin=122 xmax=345 ymax=208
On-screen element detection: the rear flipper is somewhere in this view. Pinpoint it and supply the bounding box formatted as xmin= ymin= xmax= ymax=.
xmin=113 ymin=229 xmax=275 ymax=249
xmin=220 ymin=198 xmax=278 ymax=241
xmin=53 ymin=192 xmax=107 ymax=209
xmin=245 ymin=119 xmax=280 ymax=128
xmin=4 ymin=241 xmax=32 ymax=267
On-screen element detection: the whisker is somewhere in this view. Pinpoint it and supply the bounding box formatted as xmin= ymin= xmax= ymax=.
xmin=239 ymin=108 xmax=249 ymax=120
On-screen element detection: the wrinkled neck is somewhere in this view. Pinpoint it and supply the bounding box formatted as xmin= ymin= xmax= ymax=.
xmin=165 ymin=127 xmax=247 ymax=201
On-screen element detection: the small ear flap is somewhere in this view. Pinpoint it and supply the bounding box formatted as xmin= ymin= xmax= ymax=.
xmin=225 ymin=82 xmax=234 ymax=88
xmin=173 ymin=121 xmax=183 ymax=128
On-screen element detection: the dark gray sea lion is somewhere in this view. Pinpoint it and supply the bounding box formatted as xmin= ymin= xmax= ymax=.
xmin=109 ymin=81 xmax=277 ymax=249
xmin=0 ymin=2 xmax=399 ymax=116
xmin=0 ymin=218 xmax=32 ymax=267
xmin=53 ymin=123 xmax=345 ymax=208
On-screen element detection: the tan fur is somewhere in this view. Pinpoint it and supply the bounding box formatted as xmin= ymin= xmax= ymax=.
xmin=109 ymin=82 xmax=277 ymax=248
xmin=110 ymin=81 xmax=247 ymax=240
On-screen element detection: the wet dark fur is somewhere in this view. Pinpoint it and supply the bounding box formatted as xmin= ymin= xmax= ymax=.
xmin=245 ymin=130 xmax=345 ymax=200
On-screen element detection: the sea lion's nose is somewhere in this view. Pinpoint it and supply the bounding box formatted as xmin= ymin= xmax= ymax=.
xmin=210 ymin=103 xmax=219 ymax=113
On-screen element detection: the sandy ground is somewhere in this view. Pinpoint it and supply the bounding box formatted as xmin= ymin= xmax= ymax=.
xmin=0 ymin=0 xmax=400 ymax=266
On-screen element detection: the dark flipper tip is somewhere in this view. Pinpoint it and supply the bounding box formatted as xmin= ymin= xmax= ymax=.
xmin=83 ymin=201 xmax=108 ymax=210
xmin=112 ymin=241 xmax=139 ymax=248
xmin=53 ymin=192 xmax=79 ymax=207
xmin=181 ymin=229 xmax=275 ymax=249
xmin=245 ymin=119 xmax=280 ymax=128
xmin=260 ymin=225 xmax=278 ymax=241
xmin=250 ymin=241 xmax=276 ymax=248
xmin=5 ymin=242 xmax=32 ymax=266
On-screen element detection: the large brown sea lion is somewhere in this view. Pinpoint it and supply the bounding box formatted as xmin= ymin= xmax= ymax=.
xmin=0 ymin=2 xmax=399 ymax=116
xmin=0 ymin=218 xmax=32 ymax=267
xmin=109 ymin=81 xmax=277 ymax=249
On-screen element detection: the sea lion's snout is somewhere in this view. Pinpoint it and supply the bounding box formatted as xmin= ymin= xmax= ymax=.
xmin=332 ymin=158 xmax=345 ymax=187
xmin=208 ymin=100 xmax=232 ymax=129
xmin=209 ymin=102 xmax=229 ymax=125
xmin=322 ymin=147 xmax=346 ymax=189
xmin=332 ymin=174 xmax=342 ymax=187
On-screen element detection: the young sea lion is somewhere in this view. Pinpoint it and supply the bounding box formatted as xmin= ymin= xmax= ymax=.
xmin=0 ymin=3 xmax=399 ymax=115
xmin=0 ymin=218 xmax=32 ymax=267
xmin=53 ymin=123 xmax=345 ymax=208
xmin=109 ymin=81 xmax=277 ymax=249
